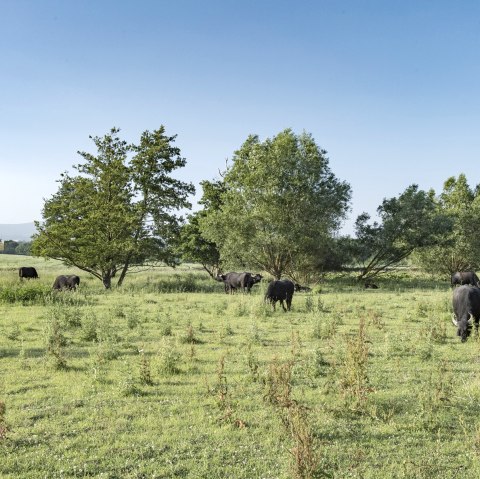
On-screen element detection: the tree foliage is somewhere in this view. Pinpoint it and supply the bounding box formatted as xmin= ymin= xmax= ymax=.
xmin=176 ymin=180 xmax=225 ymax=278
xmin=412 ymin=174 xmax=480 ymax=277
xmin=32 ymin=127 xmax=194 ymax=288
xmin=354 ymin=185 xmax=452 ymax=281
xmin=200 ymin=129 xmax=351 ymax=279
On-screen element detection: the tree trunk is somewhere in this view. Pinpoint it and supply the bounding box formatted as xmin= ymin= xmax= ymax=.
xmin=102 ymin=275 xmax=112 ymax=289
xmin=117 ymin=260 xmax=130 ymax=287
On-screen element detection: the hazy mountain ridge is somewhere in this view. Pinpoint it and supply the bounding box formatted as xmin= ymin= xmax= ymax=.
xmin=0 ymin=223 xmax=36 ymax=241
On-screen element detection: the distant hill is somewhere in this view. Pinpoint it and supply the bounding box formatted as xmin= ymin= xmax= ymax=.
xmin=0 ymin=223 xmax=36 ymax=241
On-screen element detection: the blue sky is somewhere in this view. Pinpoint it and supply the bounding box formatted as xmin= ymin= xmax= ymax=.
xmin=1 ymin=0 xmax=479 ymax=234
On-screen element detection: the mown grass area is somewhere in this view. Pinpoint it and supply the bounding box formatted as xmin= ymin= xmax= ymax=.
xmin=1 ymin=256 xmax=480 ymax=478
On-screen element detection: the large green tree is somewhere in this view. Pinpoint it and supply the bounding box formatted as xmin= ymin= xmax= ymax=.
xmin=176 ymin=180 xmax=226 ymax=278
xmin=32 ymin=127 xmax=195 ymax=288
xmin=354 ymin=185 xmax=452 ymax=281
xmin=412 ymin=174 xmax=480 ymax=277
xmin=200 ymin=129 xmax=351 ymax=279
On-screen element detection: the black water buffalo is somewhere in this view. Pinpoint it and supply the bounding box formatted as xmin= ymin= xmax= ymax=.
xmin=52 ymin=275 xmax=80 ymax=291
xmin=19 ymin=267 xmax=39 ymax=279
xmin=364 ymin=282 xmax=378 ymax=289
xmin=451 ymin=285 xmax=480 ymax=342
xmin=248 ymin=273 xmax=263 ymax=290
xmin=216 ymin=272 xmax=262 ymax=294
xmin=265 ymin=279 xmax=295 ymax=312
xmin=451 ymin=271 xmax=480 ymax=287
xmin=294 ymin=283 xmax=312 ymax=292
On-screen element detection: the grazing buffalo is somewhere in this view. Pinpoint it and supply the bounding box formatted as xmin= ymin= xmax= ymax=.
xmin=52 ymin=275 xmax=80 ymax=291
xmin=248 ymin=273 xmax=263 ymax=290
xmin=216 ymin=272 xmax=262 ymax=294
xmin=265 ymin=279 xmax=295 ymax=312
xmin=451 ymin=285 xmax=480 ymax=342
xmin=451 ymin=271 xmax=480 ymax=287
xmin=364 ymin=282 xmax=378 ymax=289
xmin=19 ymin=267 xmax=39 ymax=280
xmin=294 ymin=283 xmax=312 ymax=292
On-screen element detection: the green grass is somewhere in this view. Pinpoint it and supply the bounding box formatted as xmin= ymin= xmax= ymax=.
xmin=1 ymin=256 xmax=480 ymax=477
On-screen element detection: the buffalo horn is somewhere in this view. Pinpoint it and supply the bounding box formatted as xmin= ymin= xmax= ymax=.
xmin=451 ymin=314 xmax=458 ymax=327
xmin=469 ymin=314 xmax=474 ymax=324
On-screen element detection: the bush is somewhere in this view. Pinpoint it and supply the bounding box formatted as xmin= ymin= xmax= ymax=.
xmin=0 ymin=283 xmax=51 ymax=304
xmin=156 ymin=338 xmax=181 ymax=375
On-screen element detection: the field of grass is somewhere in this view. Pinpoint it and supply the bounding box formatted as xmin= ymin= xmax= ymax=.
xmin=1 ymin=255 xmax=480 ymax=478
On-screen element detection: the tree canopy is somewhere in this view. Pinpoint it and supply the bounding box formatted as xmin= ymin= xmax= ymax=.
xmin=412 ymin=174 xmax=480 ymax=276
xmin=175 ymin=180 xmax=226 ymax=278
xmin=200 ymin=129 xmax=351 ymax=279
xmin=353 ymin=185 xmax=452 ymax=280
xmin=32 ymin=127 xmax=194 ymax=288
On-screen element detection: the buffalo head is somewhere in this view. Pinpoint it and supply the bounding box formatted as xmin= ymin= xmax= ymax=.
xmin=452 ymin=313 xmax=473 ymax=342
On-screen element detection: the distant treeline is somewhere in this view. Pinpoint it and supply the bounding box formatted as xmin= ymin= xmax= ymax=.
xmin=0 ymin=240 xmax=32 ymax=255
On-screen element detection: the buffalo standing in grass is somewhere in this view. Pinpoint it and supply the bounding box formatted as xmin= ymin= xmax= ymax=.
xmin=216 ymin=272 xmax=262 ymax=294
xmin=248 ymin=273 xmax=263 ymax=290
xmin=19 ymin=267 xmax=39 ymax=280
xmin=451 ymin=285 xmax=480 ymax=342
xmin=294 ymin=283 xmax=312 ymax=292
xmin=52 ymin=275 xmax=80 ymax=291
xmin=265 ymin=279 xmax=295 ymax=312
xmin=451 ymin=271 xmax=480 ymax=287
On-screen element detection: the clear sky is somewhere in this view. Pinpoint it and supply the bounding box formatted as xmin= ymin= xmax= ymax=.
xmin=1 ymin=0 xmax=479 ymax=234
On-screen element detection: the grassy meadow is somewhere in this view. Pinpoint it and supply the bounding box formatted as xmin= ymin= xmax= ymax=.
xmin=1 ymin=255 xmax=480 ymax=478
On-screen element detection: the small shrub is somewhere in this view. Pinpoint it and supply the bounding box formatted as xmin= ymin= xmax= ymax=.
xmin=417 ymin=360 xmax=454 ymax=430
xmin=156 ymin=338 xmax=181 ymax=375
xmin=119 ymin=369 xmax=141 ymax=397
xmin=249 ymin=321 xmax=262 ymax=344
xmin=338 ymin=317 xmax=370 ymax=412
xmin=305 ymin=295 xmax=325 ymax=314
xmin=97 ymin=319 xmax=120 ymax=344
xmin=111 ymin=305 xmax=126 ymax=318
xmin=245 ymin=344 xmax=260 ymax=382
xmin=305 ymin=347 xmax=327 ymax=381
xmin=0 ymin=400 xmax=7 ymax=440
xmin=264 ymin=357 xmax=321 ymax=478
xmin=368 ymin=309 xmax=385 ymax=330
xmin=416 ymin=302 xmax=429 ymax=318
xmin=417 ymin=338 xmax=434 ymax=360
xmin=312 ymin=316 xmax=337 ymax=340
xmin=218 ymin=321 xmax=234 ymax=342
xmin=80 ymin=311 xmax=98 ymax=342
xmin=139 ymin=349 xmax=153 ymax=385
xmin=126 ymin=310 xmax=140 ymax=329
xmin=97 ymin=339 xmax=121 ymax=361
xmin=5 ymin=323 xmax=21 ymax=341
xmin=160 ymin=323 xmax=173 ymax=337
xmin=290 ymin=330 xmax=302 ymax=359
xmin=44 ymin=318 xmax=67 ymax=370
xmin=235 ymin=300 xmax=248 ymax=317
xmin=0 ymin=283 xmax=51 ymax=304
xmin=180 ymin=324 xmax=199 ymax=344
xmin=304 ymin=295 xmax=314 ymax=313
xmin=420 ymin=317 xmax=447 ymax=344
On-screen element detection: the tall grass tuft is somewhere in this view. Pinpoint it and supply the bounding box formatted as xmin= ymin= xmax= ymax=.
xmin=156 ymin=338 xmax=181 ymax=375
xmin=139 ymin=348 xmax=153 ymax=385
xmin=180 ymin=323 xmax=200 ymax=344
xmin=312 ymin=315 xmax=337 ymax=340
xmin=0 ymin=282 xmax=51 ymax=304
xmin=0 ymin=400 xmax=7 ymax=440
xmin=245 ymin=343 xmax=260 ymax=382
xmin=263 ymin=358 xmax=321 ymax=478
xmin=338 ymin=316 xmax=370 ymax=412
xmin=44 ymin=316 xmax=67 ymax=370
